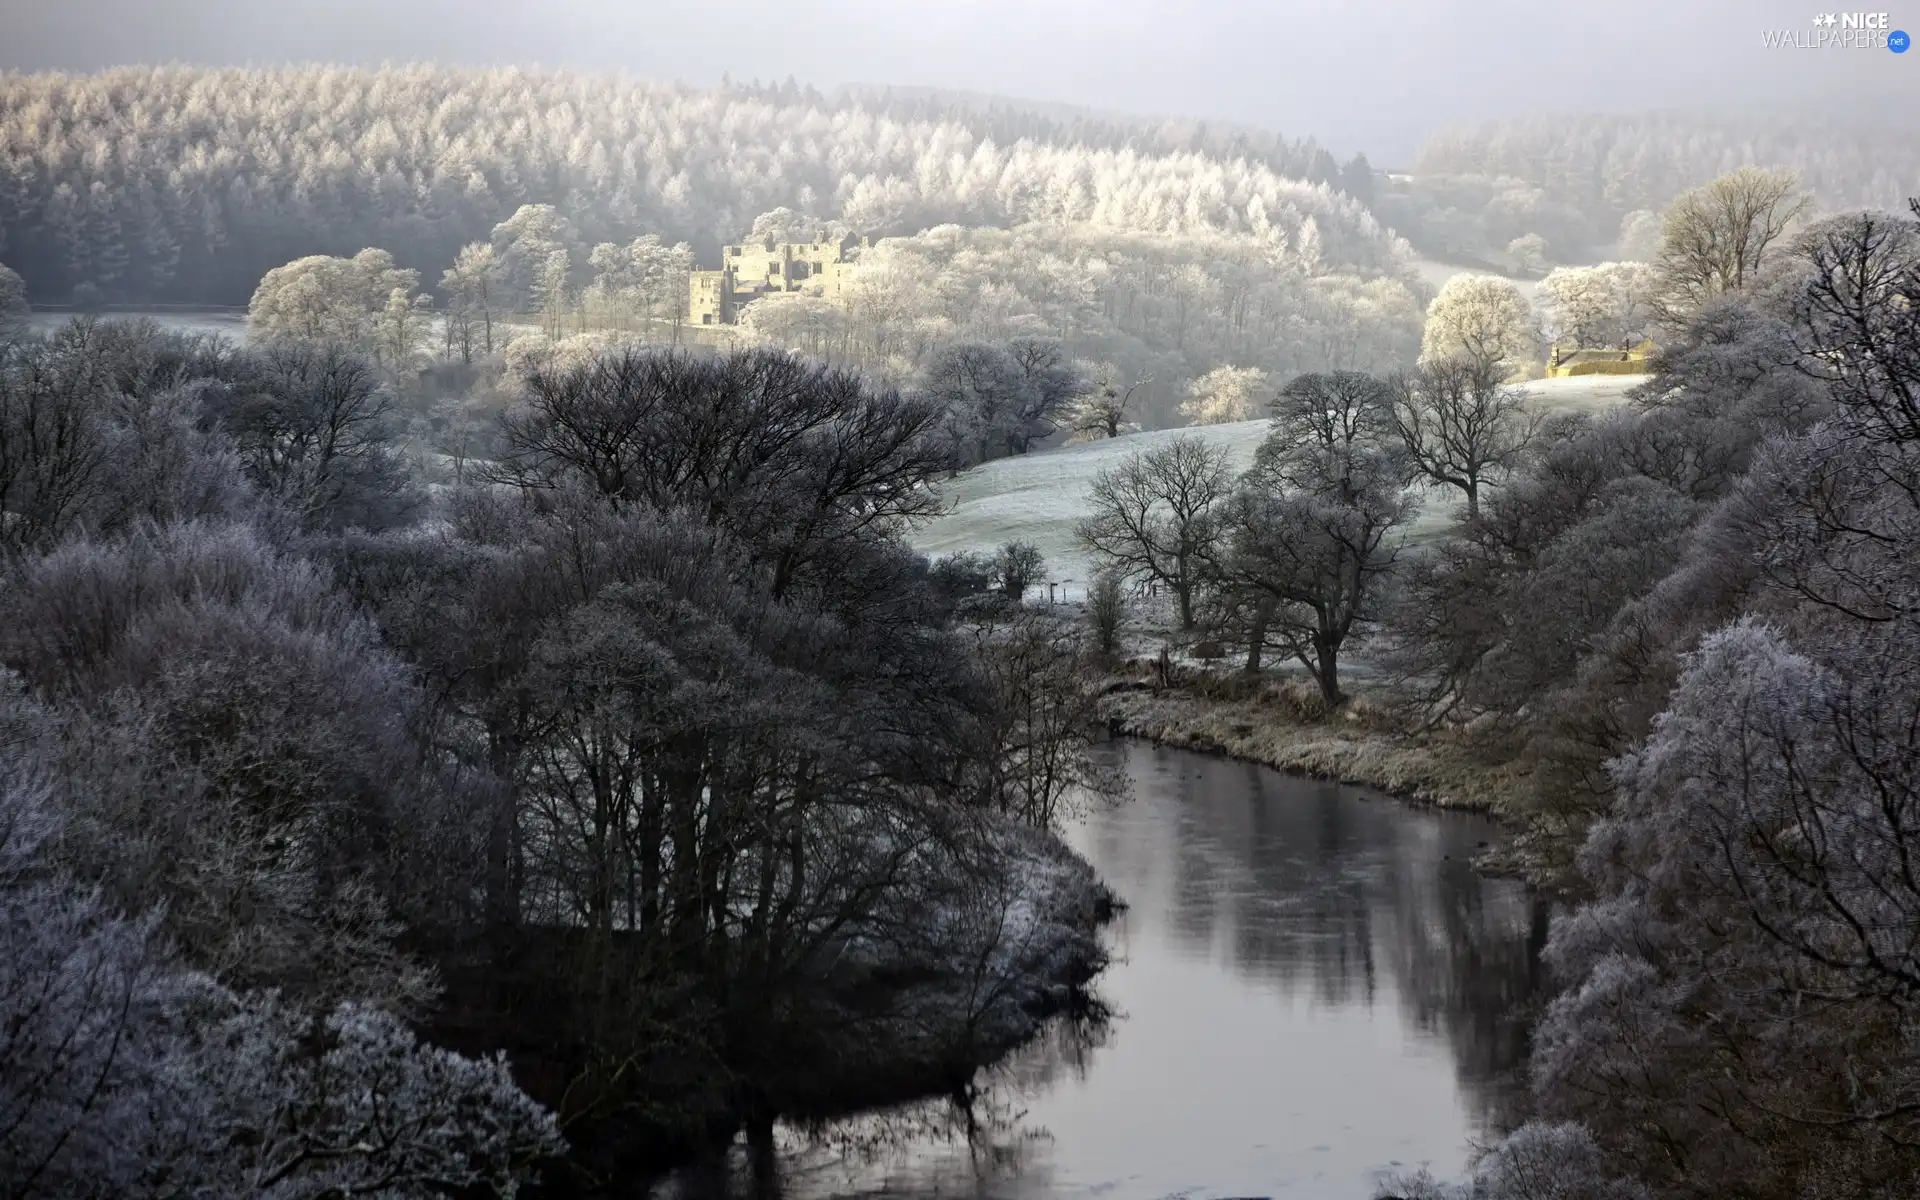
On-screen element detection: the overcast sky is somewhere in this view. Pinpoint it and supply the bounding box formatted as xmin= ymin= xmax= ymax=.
xmin=1 ymin=0 xmax=1912 ymax=163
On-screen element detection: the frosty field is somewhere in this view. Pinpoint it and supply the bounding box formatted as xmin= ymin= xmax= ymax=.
xmin=910 ymin=373 xmax=1644 ymax=587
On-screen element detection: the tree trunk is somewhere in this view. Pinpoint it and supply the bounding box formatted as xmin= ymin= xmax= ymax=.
xmin=1314 ymin=637 xmax=1343 ymax=711
xmin=1243 ymin=598 xmax=1275 ymax=673
xmin=484 ymin=720 xmax=522 ymax=931
xmin=746 ymin=1112 xmax=780 ymax=1195
xmin=1464 ymin=479 xmax=1480 ymax=521
xmin=638 ymin=773 xmax=663 ymax=937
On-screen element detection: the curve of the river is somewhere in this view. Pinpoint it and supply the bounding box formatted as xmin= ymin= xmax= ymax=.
xmin=660 ymin=740 xmax=1551 ymax=1200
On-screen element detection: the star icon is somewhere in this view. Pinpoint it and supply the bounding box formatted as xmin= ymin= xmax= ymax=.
xmin=1814 ymin=12 xmax=1837 ymax=25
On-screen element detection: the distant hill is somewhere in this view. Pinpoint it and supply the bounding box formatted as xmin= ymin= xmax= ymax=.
xmin=1416 ymin=110 xmax=1920 ymax=225
xmin=0 ymin=66 xmax=1399 ymax=306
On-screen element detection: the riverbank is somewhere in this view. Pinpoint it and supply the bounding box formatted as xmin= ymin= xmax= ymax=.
xmin=1097 ymin=672 xmax=1561 ymax=884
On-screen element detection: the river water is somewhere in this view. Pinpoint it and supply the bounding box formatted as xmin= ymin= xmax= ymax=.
xmin=665 ymin=741 xmax=1550 ymax=1200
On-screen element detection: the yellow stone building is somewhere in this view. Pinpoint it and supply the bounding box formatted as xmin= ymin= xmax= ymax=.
xmin=1545 ymin=338 xmax=1658 ymax=378
xmin=688 ymin=232 xmax=863 ymax=326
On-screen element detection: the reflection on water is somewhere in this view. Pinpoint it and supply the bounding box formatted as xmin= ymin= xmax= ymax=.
xmin=661 ymin=741 xmax=1549 ymax=1200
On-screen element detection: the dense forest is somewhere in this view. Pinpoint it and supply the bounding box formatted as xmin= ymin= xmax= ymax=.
xmin=0 ymin=312 xmax=1120 ymax=1193
xmin=0 ymin=66 xmax=1406 ymax=306
xmin=803 ymin=81 xmax=1371 ymax=197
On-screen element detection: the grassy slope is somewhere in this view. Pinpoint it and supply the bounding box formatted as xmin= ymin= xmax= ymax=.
xmin=911 ymin=374 xmax=1642 ymax=584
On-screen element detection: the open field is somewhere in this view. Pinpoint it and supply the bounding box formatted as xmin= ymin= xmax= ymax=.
xmin=28 ymin=307 xmax=250 ymax=341
xmin=1408 ymin=255 xmax=1541 ymax=300
xmin=910 ymin=373 xmax=1645 ymax=585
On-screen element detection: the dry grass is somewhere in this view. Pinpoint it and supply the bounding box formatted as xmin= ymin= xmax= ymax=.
xmin=1100 ymin=674 xmax=1535 ymax=818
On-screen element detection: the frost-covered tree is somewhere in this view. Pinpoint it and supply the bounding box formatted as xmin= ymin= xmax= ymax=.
xmin=204 ymin=342 xmax=423 ymax=531
xmin=0 ymin=264 xmax=25 ymax=341
xmin=1180 ymin=365 xmax=1269 ymax=425
xmin=0 ymin=672 xmax=564 ymax=1197
xmin=487 ymin=204 xmax=580 ymax=333
xmin=1493 ymin=204 xmax=1920 ymax=1198
xmin=1416 ymin=112 xmax=1905 ymax=237
xmin=1506 ymin=232 xmax=1548 ymax=274
xmin=1069 ymin=366 xmax=1148 ymax=440
xmin=1420 ymin=274 xmax=1538 ymax=375
xmin=747 ymin=206 xmax=817 ymax=245
xmin=533 ymin=246 xmax=572 ymax=341
xmin=778 ymin=222 xmax=1422 ymax=415
xmin=1652 ymin=167 xmax=1808 ymax=321
xmin=1213 ymin=373 xmax=1409 ymax=693
xmin=1616 ymin=209 xmax=1662 ymax=262
xmin=440 ymin=242 xmax=499 ymax=361
xmin=1537 ymin=263 xmax=1656 ymax=348
xmin=247 ymin=248 xmax=425 ymax=370
xmin=1373 ymin=1122 xmax=1648 ymax=1200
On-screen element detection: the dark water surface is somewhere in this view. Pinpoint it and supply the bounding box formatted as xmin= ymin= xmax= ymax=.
xmin=663 ymin=741 xmax=1550 ymax=1200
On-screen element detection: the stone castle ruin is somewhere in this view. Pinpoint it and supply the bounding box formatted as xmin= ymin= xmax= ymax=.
xmin=688 ymin=231 xmax=865 ymax=326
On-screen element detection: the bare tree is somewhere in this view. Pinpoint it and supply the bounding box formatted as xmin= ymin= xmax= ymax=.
xmin=995 ymin=539 xmax=1046 ymax=603
xmin=1391 ymin=359 xmax=1541 ymax=518
xmin=1075 ymin=436 xmax=1231 ymax=630
xmin=1785 ymin=208 xmax=1920 ymax=447
xmin=1210 ymin=440 xmax=1410 ymax=705
xmin=206 ymin=342 xmax=422 ymax=531
xmin=1653 ymin=167 xmax=1808 ymax=321
xmin=1004 ymin=336 xmax=1090 ymax=452
xmin=966 ymin=607 xmax=1123 ymax=828
xmin=1085 ymin=571 xmax=1126 ymax=658
xmin=1270 ymin=369 xmax=1397 ymax=475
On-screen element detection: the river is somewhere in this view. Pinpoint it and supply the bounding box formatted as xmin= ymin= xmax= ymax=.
xmin=659 ymin=740 xmax=1550 ymax=1200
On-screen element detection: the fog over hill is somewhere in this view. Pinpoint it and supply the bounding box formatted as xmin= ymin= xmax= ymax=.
xmin=1 ymin=0 xmax=1912 ymax=165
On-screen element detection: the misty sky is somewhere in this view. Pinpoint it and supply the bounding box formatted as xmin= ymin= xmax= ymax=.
xmin=1 ymin=0 xmax=1912 ymax=163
